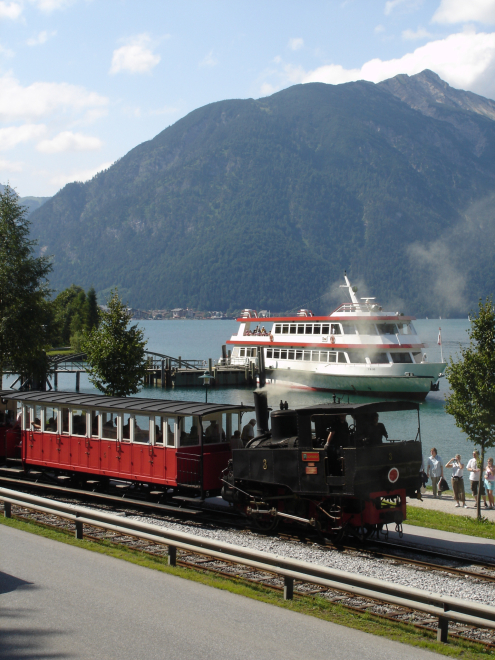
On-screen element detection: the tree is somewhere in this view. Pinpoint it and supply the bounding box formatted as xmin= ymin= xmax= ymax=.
xmin=445 ymin=298 xmax=495 ymax=519
xmin=82 ymin=289 xmax=147 ymax=396
xmin=85 ymin=287 xmax=99 ymax=332
xmin=0 ymin=185 xmax=52 ymax=389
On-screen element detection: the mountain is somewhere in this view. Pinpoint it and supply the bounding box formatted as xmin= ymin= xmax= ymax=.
xmin=27 ymin=70 xmax=495 ymax=317
xmin=0 ymin=184 xmax=50 ymax=215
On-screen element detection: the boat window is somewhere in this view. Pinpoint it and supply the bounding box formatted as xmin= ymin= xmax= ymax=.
xmin=376 ymin=323 xmax=398 ymax=335
xmin=397 ymin=322 xmax=414 ymax=335
xmin=356 ymin=323 xmax=377 ymax=335
xmin=313 ymin=324 xmax=321 ymax=334
xmin=274 ymin=324 xmax=282 ymax=334
xmin=266 ymin=348 xmax=273 ymax=358
xmin=273 ymin=349 xmax=280 ymax=358
xmin=413 ymin=352 xmax=423 ymax=363
xmin=346 ymin=351 xmax=367 ymax=364
xmin=305 ymin=325 xmax=313 ymax=334
xmin=203 ymin=414 xmax=225 ymax=444
xmin=288 ymin=350 xmax=295 ymax=360
xmin=179 ymin=415 xmax=201 ymax=446
xmin=370 ymin=353 xmax=390 ymax=364
xmin=280 ymin=350 xmax=287 ymax=359
xmin=71 ymin=409 xmax=87 ymax=436
xmin=297 ymin=325 xmax=305 ymax=334
xmin=43 ymin=406 xmax=58 ymax=433
xmin=303 ymin=351 xmax=311 ymax=361
xmin=239 ymin=347 xmax=245 ymax=357
xmin=252 ymin=347 xmax=257 ymax=357
xmin=330 ymin=323 xmax=342 ymax=335
xmin=61 ymin=408 xmax=69 ymax=434
xmin=102 ymin=412 xmax=118 ymax=440
xmin=295 ymin=350 xmax=303 ymax=360
xmin=343 ymin=324 xmax=357 ymax=334
xmin=282 ymin=324 xmax=289 ymax=334
xmin=327 ymin=352 xmax=336 ymax=363
xmin=311 ymin=351 xmax=320 ymax=361
xmin=289 ymin=324 xmax=297 ymax=334
xmin=391 ymin=352 xmax=413 ymax=363
xmin=338 ymin=352 xmax=347 ymax=363
xmin=91 ymin=410 xmax=100 ymax=437
xmin=322 ymin=324 xmax=329 ymax=334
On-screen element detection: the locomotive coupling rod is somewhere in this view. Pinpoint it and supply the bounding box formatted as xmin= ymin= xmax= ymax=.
xmin=2 ymin=487 xmax=495 ymax=634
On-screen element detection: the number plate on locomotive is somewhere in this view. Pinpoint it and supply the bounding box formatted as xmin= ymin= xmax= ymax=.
xmin=305 ymin=466 xmax=318 ymax=474
xmin=302 ymin=452 xmax=320 ymax=461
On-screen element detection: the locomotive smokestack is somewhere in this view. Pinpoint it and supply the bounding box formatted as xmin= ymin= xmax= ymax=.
xmin=253 ymin=391 xmax=270 ymax=435
xmin=297 ymin=412 xmax=312 ymax=448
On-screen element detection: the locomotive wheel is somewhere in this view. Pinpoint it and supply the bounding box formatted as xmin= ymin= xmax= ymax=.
xmin=252 ymin=515 xmax=279 ymax=532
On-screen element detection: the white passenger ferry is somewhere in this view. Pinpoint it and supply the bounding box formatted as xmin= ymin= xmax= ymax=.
xmin=226 ymin=275 xmax=444 ymax=399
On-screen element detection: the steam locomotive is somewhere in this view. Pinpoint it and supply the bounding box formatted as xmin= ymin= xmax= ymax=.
xmin=221 ymin=393 xmax=423 ymax=539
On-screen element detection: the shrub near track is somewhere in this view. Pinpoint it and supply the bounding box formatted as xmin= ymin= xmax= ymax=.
xmin=0 ymin=515 xmax=493 ymax=659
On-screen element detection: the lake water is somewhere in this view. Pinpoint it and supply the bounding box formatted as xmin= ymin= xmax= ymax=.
xmin=25 ymin=317 xmax=487 ymax=467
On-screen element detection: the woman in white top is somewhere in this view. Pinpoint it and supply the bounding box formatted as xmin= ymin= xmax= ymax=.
xmin=445 ymin=454 xmax=467 ymax=507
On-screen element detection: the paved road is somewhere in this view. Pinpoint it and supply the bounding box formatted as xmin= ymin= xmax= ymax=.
xmin=1 ymin=525 xmax=445 ymax=660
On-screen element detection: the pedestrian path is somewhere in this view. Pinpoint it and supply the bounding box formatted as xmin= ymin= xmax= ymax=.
xmin=410 ymin=491 xmax=495 ymax=518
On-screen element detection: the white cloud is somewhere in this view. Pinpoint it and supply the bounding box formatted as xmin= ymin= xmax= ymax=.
xmin=0 ymin=158 xmax=23 ymax=171
xmin=402 ymin=26 xmax=434 ymax=40
xmin=0 ymin=2 xmax=22 ymax=19
xmin=288 ymin=37 xmax=304 ymax=51
xmin=110 ymin=34 xmax=160 ymax=74
xmin=0 ymin=42 xmax=14 ymax=57
xmin=0 ymin=124 xmax=47 ymax=150
xmin=432 ymin=0 xmax=495 ymax=25
xmin=375 ymin=25 xmax=386 ymax=34
xmin=27 ymin=30 xmax=56 ymax=46
xmin=298 ymin=30 xmax=495 ymax=96
xmin=50 ymin=161 xmax=113 ymax=187
xmin=384 ymin=0 xmax=408 ymax=15
xmin=29 ymin=0 xmax=74 ymax=12
xmin=0 ymin=73 xmax=108 ymax=121
xmin=199 ymin=49 xmax=218 ymax=67
xmin=37 ymin=131 xmax=102 ymax=153
xmin=260 ymin=82 xmax=277 ymax=96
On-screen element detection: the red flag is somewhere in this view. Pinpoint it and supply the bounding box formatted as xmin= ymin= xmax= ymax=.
xmin=438 ymin=328 xmax=442 ymax=346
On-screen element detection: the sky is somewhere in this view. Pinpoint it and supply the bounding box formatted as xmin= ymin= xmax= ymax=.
xmin=3 ymin=0 xmax=495 ymax=197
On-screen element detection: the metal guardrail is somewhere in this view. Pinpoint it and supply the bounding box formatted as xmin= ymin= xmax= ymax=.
xmin=1 ymin=486 xmax=494 ymax=643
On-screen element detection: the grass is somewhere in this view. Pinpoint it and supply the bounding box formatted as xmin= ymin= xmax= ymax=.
xmin=406 ymin=505 xmax=495 ymax=540
xmin=1 ymin=514 xmax=493 ymax=659
xmin=46 ymin=348 xmax=74 ymax=356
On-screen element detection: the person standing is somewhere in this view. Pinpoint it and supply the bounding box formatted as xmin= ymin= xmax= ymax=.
xmin=241 ymin=418 xmax=257 ymax=445
xmin=427 ymin=448 xmax=444 ymax=498
xmin=445 ymin=454 xmax=467 ymax=508
xmin=466 ymin=450 xmax=488 ymax=508
xmin=484 ymin=457 xmax=495 ymax=509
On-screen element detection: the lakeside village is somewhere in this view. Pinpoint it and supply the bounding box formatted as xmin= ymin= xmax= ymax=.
xmin=126 ymin=307 xmax=273 ymax=320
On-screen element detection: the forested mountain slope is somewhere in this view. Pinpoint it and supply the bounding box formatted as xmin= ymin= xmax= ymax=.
xmin=28 ymin=70 xmax=495 ymax=317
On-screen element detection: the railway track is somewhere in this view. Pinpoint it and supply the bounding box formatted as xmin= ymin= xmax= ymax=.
xmin=3 ymin=499 xmax=495 ymax=650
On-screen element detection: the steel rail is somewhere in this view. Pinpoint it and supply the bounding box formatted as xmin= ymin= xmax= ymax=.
xmin=1 ymin=487 xmax=494 ymax=643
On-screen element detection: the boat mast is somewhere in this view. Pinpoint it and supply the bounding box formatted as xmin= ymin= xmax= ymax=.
xmin=340 ymin=271 xmax=359 ymax=305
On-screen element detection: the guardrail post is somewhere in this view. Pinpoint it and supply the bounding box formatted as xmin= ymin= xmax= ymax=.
xmin=75 ymin=515 xmax=83 ymax=540
xmin=284 ymin=576 xmax=294 ymax=600
xmin=4 ymin=502 xmax=12 ymax=518
xmin=437 ymin=616 xmax=448 ymax=643
xmin=168 ymin=545 xmax=177 ymax=566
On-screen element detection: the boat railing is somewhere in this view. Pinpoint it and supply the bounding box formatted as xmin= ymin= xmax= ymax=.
xmin=216 ymin=357 xmax=255 ymax=368
xmin=334 ymin=303 xmax=382 ymax=314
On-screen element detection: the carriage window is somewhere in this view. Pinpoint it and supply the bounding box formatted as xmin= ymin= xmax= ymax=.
xmin=134 ymin=415 xmax=151 ymax=443
xmin=43 ymin=406 xmax=58 ymax=433
xmin=273 ymin=349 xmax=280 ymax=359
xmin=60 ymin=408 xmax=69 ymax=434
xmin=280 ymin=350 xmax=287 ymax=359
xmin=122 ymin=413 xmax=132 ymax=440
xmin=154 ymin=416 xmax=164 ymax=444
xmin=165 ymin=418 xmax=175 ymax=446
xmin=327 ymin=352 xmax=336 ymax=363
xmin=102 ymin=412 xmax=118 ymax=440
xmin=203 ymin=414 xmax=226 ymax=444
xmin=303 ymin=351 xmax=311 ymax=361
xmin=282 ymin=324 xmax=289 ymax=334
xmin=91 ymin=410 xmax=100 ymax=437
xmin=297 ymin=325 xmax=305 ymax=334
xmin=71 ymin=409 xmax=87 ymax=436
xmin=30 ymin=405 xmax=42 ymax=431
xmin=295 ymin=350 xmax=303 ymax=360
xmin=343 ymin=324 xmax=357 ymax=334
xmin=179 ymin=415 xmax=201 ymax=446
xmin=305 ymin=325 xmax=313 ymax=334
xmin=288 ymin=350 xmax=295 ymax=360
xmin=376 ymin=323 xmax=398 ymax=335
xmin=338 ymin=352 xmax=347 ymax=363
xmin=311 ymin=351 xmax=320 ymax=361
xmin=370 ymin=353 xmax=390 ymax=364
xmin=274 ymin=324 xmax=282 ymax=334
xmin=313 ymin=324 xmax=321 ymax=334
xmin=330 ymin=324 xmax=342 ymax=335
xmin=230 ymin=412 xmax=240 ymax=436
xmin=391 ymin=352 xmax=413 ymax=363
xmin=346 ymin=351 xmax=367 ymax=364
xmin=289 ymin=324 xmax=297 ymax=334
xmin=266 ymin=348 xmax=273 ymax=358
xmin=321 ymin=324 xmax=329 ymax=334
